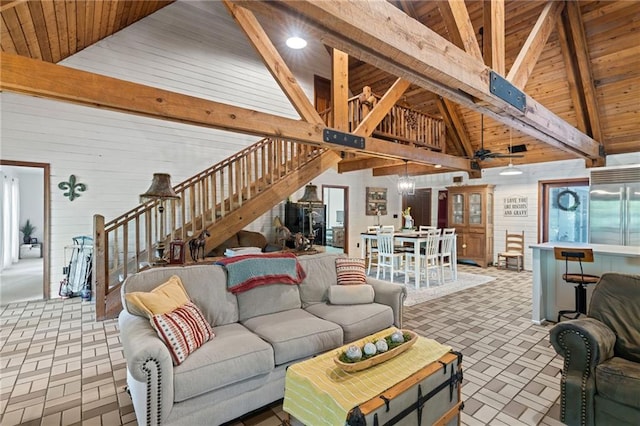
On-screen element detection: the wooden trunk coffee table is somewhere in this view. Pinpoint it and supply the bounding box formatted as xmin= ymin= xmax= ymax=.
xmin=283 ymin=328 xmax=463 ymax=426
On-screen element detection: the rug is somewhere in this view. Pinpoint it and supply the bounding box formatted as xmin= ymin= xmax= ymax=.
xmin=368 ymin=270 xmax=496 ymax=306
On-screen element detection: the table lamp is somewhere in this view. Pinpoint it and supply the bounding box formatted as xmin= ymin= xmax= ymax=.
xmin=140 ymin=173 xmax=180 ymax=264
xmin=297 ymin=183 xmax=323 ymax=249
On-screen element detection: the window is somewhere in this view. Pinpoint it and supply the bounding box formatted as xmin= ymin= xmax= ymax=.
xmin=540 ymin=179 xmax=589 ymax=243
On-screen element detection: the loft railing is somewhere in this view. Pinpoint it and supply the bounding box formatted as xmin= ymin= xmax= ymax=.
xmin=320 ymin=87 xmax=445 ymax=151
xmin=93 ymin=137 xmax=324 ymax=319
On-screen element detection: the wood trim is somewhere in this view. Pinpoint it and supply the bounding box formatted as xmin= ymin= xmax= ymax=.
xmin=322 ymin=184 xmax=349 ymax=253
xmin=0 ymin=159 xmax=50 ymax=300
xmin=353 ymin=78 xmax=411 ymax=136
xmin=538 ymin=178 xmax=589 ymax=243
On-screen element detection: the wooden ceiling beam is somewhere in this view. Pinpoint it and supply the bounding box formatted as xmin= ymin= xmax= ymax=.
xmin=441 ymin=0 xmax=483 ymax=61
xmin=483 ymin=0 xmax=505 ymax=74
xmin=436 ymin=97 xmax=474 ymax=158
xmin=507 ymin=1 xmax=564 ymax=90
xmin=222 ymin=0 xmax=324 ymax=125
xmin=331 ymin=48 xmax=350 ymax=130
xmin=372 ymin=162 xmax=442 ymax=177
xmin=556 ymin=11 xmax=589 ymax=134
xmin=338 ymin=157 xmax=404 ymax=173
xmin=563 ymin=1 xmax=604 ymax=145
xmin=1 ymin=53 xmax=471 ymax=171
xmin=237 ymin=0 xmax=601 ymax=161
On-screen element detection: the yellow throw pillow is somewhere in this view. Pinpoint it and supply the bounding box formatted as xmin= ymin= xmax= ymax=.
xmin=125 ymin=275 xmax=190 ymax=317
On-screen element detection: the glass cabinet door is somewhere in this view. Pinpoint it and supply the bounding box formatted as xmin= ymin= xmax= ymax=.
xmin=452 ymin=193 xmax=464 ymax=224
xmin=469 ymin=193 xmax=482 ymax=224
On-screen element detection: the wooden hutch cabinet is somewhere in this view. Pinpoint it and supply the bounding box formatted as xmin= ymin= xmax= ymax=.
xmin=446 ymin=184 xmax=495 ymax=267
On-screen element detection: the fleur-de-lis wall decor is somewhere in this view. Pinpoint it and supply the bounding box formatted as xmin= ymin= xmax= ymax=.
xmin=58 ymin=174 xmax=87 ymax=201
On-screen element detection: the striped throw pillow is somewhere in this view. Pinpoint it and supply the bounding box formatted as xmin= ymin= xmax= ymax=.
xmin=335 ymin=258 xmax=367 ymax=285
xmin=151 ymin=301 xmax=214 ymax=365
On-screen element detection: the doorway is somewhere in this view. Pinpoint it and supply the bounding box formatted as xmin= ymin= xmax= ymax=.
xmin=402 ymin=188 xmax=432 ymax=227
xmin=0 ymin=160 xmax=50 ymax=304
xmin=322 ymin=185 xmax=348 ymax=253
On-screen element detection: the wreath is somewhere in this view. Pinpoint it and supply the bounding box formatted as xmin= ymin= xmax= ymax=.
xmin=557 ymin=189 xmax=580 ymax=212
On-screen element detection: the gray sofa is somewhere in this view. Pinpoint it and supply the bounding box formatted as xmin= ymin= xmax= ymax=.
xmin=550 ymin=272 xmax=640 ymax=426
xmin=119 ymin=252 xmax=407 ymax=425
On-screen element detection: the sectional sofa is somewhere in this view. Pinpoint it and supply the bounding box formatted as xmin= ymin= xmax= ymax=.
xmin=118 ymin=252 xmax=406 ymax=425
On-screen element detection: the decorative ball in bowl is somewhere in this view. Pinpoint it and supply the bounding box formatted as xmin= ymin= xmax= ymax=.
xmin=334 ymin=330 xmax=417 ymax=372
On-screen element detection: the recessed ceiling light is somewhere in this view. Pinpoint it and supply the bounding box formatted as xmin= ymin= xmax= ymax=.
xmin=286 ymin=36 xmax=307 ymax=49
xmin=434 ymin=164 xmax=442 ymax=169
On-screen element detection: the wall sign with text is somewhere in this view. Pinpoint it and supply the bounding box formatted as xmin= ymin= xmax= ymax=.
xmin=504 ymin=195 xmax=528 ymax=217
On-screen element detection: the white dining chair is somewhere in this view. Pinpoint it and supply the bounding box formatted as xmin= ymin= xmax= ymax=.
xmin=405 ymin=228 xmax=441 ymax=288
xmin=418 ymin=225 xmax=436 ymax=232
xmin=376 ymin=231 xmax=405 ymax=283
xmin=439 ymin=228 xmax=456 ymax=281
xmin=366 ymin=226 xmax=381 ymax=274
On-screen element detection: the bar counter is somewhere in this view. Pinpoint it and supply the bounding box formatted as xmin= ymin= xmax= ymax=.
xmin=530 ymin=242 xmax=640 ymax=324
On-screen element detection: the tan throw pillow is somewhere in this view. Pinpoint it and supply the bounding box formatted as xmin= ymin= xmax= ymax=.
xmin=151 ymin=301 xmax=215 ymax=365
xmin=328 ymin=284 xmax=375 ymax=305
xmin=125 ymin=275 xmax=190 ymax=317
xmin=335 ymin=258 xmax=367 ymax=285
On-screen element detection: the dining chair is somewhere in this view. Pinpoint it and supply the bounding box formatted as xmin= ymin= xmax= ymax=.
xmin=376 ymin=231 xmax=405 ymax=283
xmin=418 ymin=225 xmax=436 ymax=232
xmin=439 ymin=228 xmax=456 ymax=281
xmin=366 ymin=226 xmax=381 ymax=274
xmin=404 ymin=228 xmax=441 ymax=288
xmin=496 ymin=230 xmax=525 ymax=271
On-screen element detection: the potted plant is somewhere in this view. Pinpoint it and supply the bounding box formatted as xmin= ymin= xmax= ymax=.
xmin=20 ymin=219 xmax=36 ymax=244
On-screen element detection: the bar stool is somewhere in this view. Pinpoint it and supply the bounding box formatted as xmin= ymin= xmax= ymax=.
xmin=554 ymin=247 xmax=600 ymax=322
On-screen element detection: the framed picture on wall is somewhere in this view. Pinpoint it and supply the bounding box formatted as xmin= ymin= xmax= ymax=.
xmin=366 ymin=187 xmax=387 ymax=215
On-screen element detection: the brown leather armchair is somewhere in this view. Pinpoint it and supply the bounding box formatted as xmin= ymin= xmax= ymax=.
xmin=550 ymin=272 xmax=640 ymax=426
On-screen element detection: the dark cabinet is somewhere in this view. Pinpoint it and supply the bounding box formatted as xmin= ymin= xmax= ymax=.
xmin=284 ymin=202 xmax=326 ymax=246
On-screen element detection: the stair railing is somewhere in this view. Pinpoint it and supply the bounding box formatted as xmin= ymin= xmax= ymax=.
xmin=93 ymin=137 xmax=324 ymax=319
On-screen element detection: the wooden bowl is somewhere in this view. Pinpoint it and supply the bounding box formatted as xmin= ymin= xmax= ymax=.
xmin=334 ymin=330 xmax=418 ymax=373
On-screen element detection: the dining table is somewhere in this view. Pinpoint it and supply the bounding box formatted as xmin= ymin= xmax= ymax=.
xmin=360 ymin=230 xmax=457 ymax=289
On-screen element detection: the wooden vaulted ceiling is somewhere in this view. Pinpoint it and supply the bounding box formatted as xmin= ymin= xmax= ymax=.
xmin=1 ymin=0 xmax=638 ymax=176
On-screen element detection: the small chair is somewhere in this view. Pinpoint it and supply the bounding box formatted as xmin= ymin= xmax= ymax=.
xmin=554 ymin=247 xmax=600 ymax=322
xmin=366 ymin=226 xmax=380 ymax=274
xmin=405 ymin=228 xmax=441 ymax=288
xmin=418 ymin=225 xmax=436 ymax=232
xmin=496 ymin=230 xmax=524 ymax=272
xmin=376 ymin=231 xmax=405 ymax=283
xmin=439 ymin=228 xmax=456 ymax=281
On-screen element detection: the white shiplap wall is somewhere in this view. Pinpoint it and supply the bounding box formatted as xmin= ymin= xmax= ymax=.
xmin=0 ymin=0 xmax=332 ymax=296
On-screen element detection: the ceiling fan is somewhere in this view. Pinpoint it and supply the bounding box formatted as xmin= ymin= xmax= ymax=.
xmin=473 ymin=114 xmax=525 ymax=161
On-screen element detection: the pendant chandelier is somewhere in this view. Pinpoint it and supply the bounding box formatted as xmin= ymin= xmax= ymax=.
xmin=397 ymin=160 xmax=415 ymax=195
xmin=499 ymin=130 xmax=524 ymax=176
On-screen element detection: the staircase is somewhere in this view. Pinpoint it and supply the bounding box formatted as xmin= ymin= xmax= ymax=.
xmin=93 ymin=137 xmax=341 ymax=320
xmin=93 ymin=93 xmax=445 ymax=321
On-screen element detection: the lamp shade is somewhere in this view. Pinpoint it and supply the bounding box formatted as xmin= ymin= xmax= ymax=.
xmin=140 ymin=173 xmax=180 ymax=201
xmin=499 ymin=163 xmax=524 ymax=176
xmin=298 ymin=183 xmax=322 ymax=205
